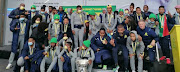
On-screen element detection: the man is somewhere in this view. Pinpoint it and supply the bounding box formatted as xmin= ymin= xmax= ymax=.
xmin=6 ymin=13 xmax=30 ymax=69
xmin=112 ymin=25 xmax=129 ymax=72
xmin=67 ymin=8 xmax=73 ymax=21
xmin=39 ymin=5 xmax=49 ymax=22
xmin=117 ymin=9 xmax=125 ymax=24
xmin=58 ymin=6 xmax=67 ymax=23
xmin=27 ymin=5 xmax=39 ymax=20
xmin=133 ymin=7 xmax=146 ymax=24
xmin=88 ymin=9 xmax=101 ymax=40
xmin=17 ymin=37 xmax=40 ymax=72
xmin=9 ymin=3 xmax=26 ymax=26
xmin=71 ymin=5 xmax=87 ymax=48
xmin=103 ymin=5 xmax=117 ymax=35
xmin=143 ymin=5 xmax=152 ymax=19
xmin=99 ymin=8 xmax=107 ymax=24
xmin=76 ymin=40 xmax=95 ymax=72
xmin=48 ymin=14 xmax=61 ymax=40
xmin=156 ymin=6 xmax=174 ymax=64
xmin=173 ymin=5 xmax=180 ymax=25
xmin=137 ymin=20 xmax=159 ymax=71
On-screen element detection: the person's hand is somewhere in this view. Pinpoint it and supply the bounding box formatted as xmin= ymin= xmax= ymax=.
xmin=138 ymin=35 xmax=142 ymax=41
xmin=155 ymin=21 xmax=159 ymax=25
xmin=89 ymin=30 xmax=92 ymax=35
xmin=150 ymin=40 xmax=156 ymax=46
xmin=25 ymin=11 xmax=29 ymax=15
xmin=25 ymin=70 xmax=29 ymax=72
xmin=14 ymin=27 xmax=20 ymax=30
xmin=49 ymin=18 xmax=52 ymax=21
xmin=56 ymin=42 xmax=59 ymax=46
xmin=15 ymin=15 xmax=19 ymax=18
xmin=139 ymin=54 xmax=144 ymax=59
xmin=79 ymin=46 xmax=82 ymax=51
xmin=72 ymin=30 xmax=75 ymax=35
xmin=168 ymin=11 xmax=173 ymax=18
xmin=129 ymin=54 xmax=135 ymax=58
xmin=43 ymin=52 xmax=47 ymax=55
xmin=48 ymin=36 xmax=51 ymax=40
xmin=96 ymin=48 xmax=100 ymax=52
xmin=110 ymin=30 xmax=113 ymax=33
xmin=60 ymin=56 xmax=65 ymax=62
xmin=110 ymin=39 xmax=115 ymax=46
xmin=42 ymin=44 xmax=45 ymax=49
xmin=88 ymin=60 xmax=92 ymax=65
xmin=24 ymin=56 xmax=29 ymax=60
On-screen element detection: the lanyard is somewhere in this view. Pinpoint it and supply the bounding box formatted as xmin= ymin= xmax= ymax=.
xmin=79 ymin=13 xmax=83 ymax=24
xmin=159 ymin=15 xmax=164 ymax=27
xmin=81 ymin=50 xmax=88 ymax=57
xmin=108 ymin=13 xmax=113 ymax=26
xmin=92 ymin=17 xmax=97 ymax=29
xmin=119 ymin=15 xmax=124 ymax=23
xmin=64 ymin=24 xmax=68 ymax=32
xmin=51 ymin=49 xmax=56 ymax=60
xmin=132 ymin=42 xmax=136 ymax=54
xmin=178 ymin=16 xmax=180 ymax=24
xmin=20 ymin=22 xmax=26 ymax=34
xmin=136 ymin=14 xmax=143 ymax=21
xmin=31 ymin=12 xmax=35 ymax=18
xmin=54 ymin=24 xmax=58 ymax=37
xmin=100 ymin=36 xmax=104 ymax=42
xmin=30 ymin=48 xmax=33 ymax=55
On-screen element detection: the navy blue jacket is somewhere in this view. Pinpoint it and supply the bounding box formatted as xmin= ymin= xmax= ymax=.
xmin=113 ymin=30 xmax=129 ymax=46
xmin=10 ymin=19 xmax=30 ymax=53
xmin=137 ymin=27 xmax=159 ymax=46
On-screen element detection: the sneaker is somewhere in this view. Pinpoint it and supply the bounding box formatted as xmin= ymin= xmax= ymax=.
xmin=125 ymin=68 xmax=129 ymax=72
xmin=6 ymin=64 xmax=12 ymax=69
xmin=166 ymin=58 xmax=171 ymax=64
xmin=102 ymin=65 xmax=107 ymax=70
xmin=132 ymin=70 xmax=136 ymax=72
xmin=20 ymin=66 xmax=24 ymax=72
xmin=143 ymin=70 xmax=148 ymax=72
xmin=160 ymin=56 xmax=166 ymax=60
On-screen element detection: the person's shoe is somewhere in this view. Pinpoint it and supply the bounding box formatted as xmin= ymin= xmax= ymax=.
xmin=102 ymin=65 xmax=107 ymax=70
xmin=160 ymin=56 xmax=166 ymax=60
xmin=6 ymin=64 xmax=12 ymax=69
xmin=125 ymin=68 xmax=129 ymax=72
xmin=143 ymin=70 xmax=148 ymax=72
xmin=20 ymin=66 xmax=24 ymax=72
xmin=166 ymin=58 xmax=171 ymax=64
xmin=132 ymin=70 xmax=136 ymax=72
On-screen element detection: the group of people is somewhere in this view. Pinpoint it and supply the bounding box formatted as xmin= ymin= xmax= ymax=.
xmin=5 ymin=2 xmax=180 ymax=72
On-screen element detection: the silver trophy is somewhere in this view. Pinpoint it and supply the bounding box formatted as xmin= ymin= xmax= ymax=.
xmin=76 ymin=59 xmax=89 ymax=72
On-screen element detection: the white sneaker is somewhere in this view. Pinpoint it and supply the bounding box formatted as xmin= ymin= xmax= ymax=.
xmin=20 ymin=66 xmax=24 ymax=72
xmin=132 ymin=70 xmax=136 ymax=72
xmin=143 ymin=70 xmax=148 ymax=72
xmin=6 ymin=64 xmax=12 ymax=69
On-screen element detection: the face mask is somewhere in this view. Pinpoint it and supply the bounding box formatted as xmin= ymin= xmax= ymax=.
xmin=150 ymin=21 xmax=155 ymax=24
xmin=41 ymin=11 xmax=45 ymax=14
xmin=19 ymin=18 xmax=25 ymax=22
xmin=54 ymin=20 xmax=59 ymax=24
xmin=82 ymin=46 xmax=85 ymax=50
xmin=31 ymin=9 xmax=36 ymax=12
xmin=35 ymin=20 xmax=40 ymax=24
xmin=63 ymin=36 xmax=68 ymax=40
xmin=20 ymin=6 xmax=25 ymax=10
xmin=78 ymin=10 xmax=82 ymax=13
xmin=28 ymin=42 xmax=33 ymax=46
xmin=64 ymin=46 xmax=68 ymax=49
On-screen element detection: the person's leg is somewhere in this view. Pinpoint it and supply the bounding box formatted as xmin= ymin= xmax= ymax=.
xmin=58 ymin=58 xmax=63 ymax=72
xmin=47 ymin=57 xmax=57 ymax=72
xmin=137 ymin=49 xmax=143 ymax=72
xmin=88 ymin=62 xmax=93 ymax=72
xmin=130 ymin=54 xmax=135 ymax=71
xmin=159 ymin=37 xmax=166 ymax=58
xmin=122 ymin=45 xmax=129 ymax=70
xmin=163 ymin=36 xmax=170 ymax=58
xmin=112 ymin=47 xmax=118 ymax=65
xmin=19 ymin=36 xmax=25 ymax=55
xmin=8 ymin=52 xmax=16 ymax=64
xmin=71 ymin=57 xmax=76 ymax=72
xmin=40 ymin=57 xmax=46 ymax=72
xmin=74 ymin=28 xmax=79 ymax=48
xmin=79 ymin=27 xmax=84 ymax=46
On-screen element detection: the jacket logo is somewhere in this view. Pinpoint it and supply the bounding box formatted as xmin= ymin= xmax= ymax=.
xmin=124 ymin=35 xmax=127 ymax=38
xmin=144 ymin=32 xmax=148 ymax=36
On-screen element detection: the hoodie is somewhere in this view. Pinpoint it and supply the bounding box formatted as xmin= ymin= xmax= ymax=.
xmin=126 ymin=31 xmax=145 ymax=54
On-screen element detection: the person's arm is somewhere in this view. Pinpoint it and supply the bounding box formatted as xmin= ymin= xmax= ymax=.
xmin=88 ymin=49 xmax=95 ymax=61
xmin=71 ymin=13 xmax=75 ymax=30
xmin=10 ymin=20 xmax=18 ymax=32
xmin=111 ymin=14 xmax=118 ymax=30
xmin=57 ymin=49 xmax=65 ymax=58
xmin=8 ymin=9 xmax=17 ymax=19
xmin=90 ymin=36 xmax=98 ymax=52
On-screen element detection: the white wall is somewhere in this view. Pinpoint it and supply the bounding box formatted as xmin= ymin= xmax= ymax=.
xmin=3 ymin=0 xmax=178 ymax=45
